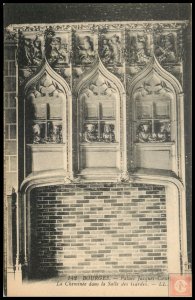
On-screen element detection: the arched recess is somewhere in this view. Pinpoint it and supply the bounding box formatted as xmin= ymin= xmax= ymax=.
xmin=74 ymin=57 xmax=127 ymax=181
xmin=127 ymin=56 xmax=188 ymax=274
xmin=22 ymin=59 xmax=72 ymax=183
xmin=19 ymin=59 xmax=73 ymax=269
xmin=128 ymin=56 xmax=185 ymax=184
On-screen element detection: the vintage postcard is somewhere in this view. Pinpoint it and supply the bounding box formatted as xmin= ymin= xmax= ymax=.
xmin=4 ymin=3 xmax=192 ymax=297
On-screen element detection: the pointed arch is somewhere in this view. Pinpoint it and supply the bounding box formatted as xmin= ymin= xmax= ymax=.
xmin=74 ymin=57 xmax=127 ymax=178
xmin=74 ymin=56 xmax=125 ymax=97
xmin=127 ymin=55 xmax=185 ymax=184
xmin=22 ymin=58 xmax=73 ymax=184
xmin=128 ymin=56 xmax=183 ymax=96
xmin=24 ymin=59 xmax=71 ymax=98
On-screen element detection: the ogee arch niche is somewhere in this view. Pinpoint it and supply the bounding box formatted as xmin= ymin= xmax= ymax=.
xmin=74 ymin=58 xmax=126 ymax=181
xmin=128 ymin=57 xmax=183 ymax=177
xmin=23 ymin=60 xmax=72 ymax=178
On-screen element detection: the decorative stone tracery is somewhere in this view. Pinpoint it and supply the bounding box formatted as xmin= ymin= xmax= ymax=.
xmin=74 ymin=57 xmax=126 ymax=179
xmin=24 ymin=59 xmax=72 ymax=177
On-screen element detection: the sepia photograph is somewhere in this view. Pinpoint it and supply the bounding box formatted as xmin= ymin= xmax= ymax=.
xmin=3 ymin=3 xmax=192 ymax=297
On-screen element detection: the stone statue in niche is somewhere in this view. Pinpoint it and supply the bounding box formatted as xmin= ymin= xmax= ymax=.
xmin=155 ymin=122 xmax=171 ymax=142
xmin=155 ymin=33 xmax=177 ymax=63
xmin=137 ymin=122 xmax=152 ymax=142
xmin=83 ymin=124 xmax=97 ymax=142
xmin=101 ymin=39 xmax=110 ymax=63
xmin=102 ymin=124 xmax=115 ymax=142
xmin=101 ymin=34 xmax=121 ymax=64
xmin=129 ymin=33 xmax=152 ymax=64
xmin=32 ymin=122 xmax=63 ymax=144
xmin=48 ymin=123 xmax=63 ymax=143
xmin=31 ymin=123 xmax=47 ymax=144
xmin=137 ymin=121 xmax=171 ymax=143
xmin=18 ymin=32 xmax=42 ymax=66
xmin=32 ymin=123 xmax=41 ymax=144
xmin=76 ymin=36 xmax=95 ymax=64
xmin=47 ymin=37 xmax=69 ymax=65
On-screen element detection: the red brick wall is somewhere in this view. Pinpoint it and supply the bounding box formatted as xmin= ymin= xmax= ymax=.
xmin=29 ymin=183 xmax=167 ymax=278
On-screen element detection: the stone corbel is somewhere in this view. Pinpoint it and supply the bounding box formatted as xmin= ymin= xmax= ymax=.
xmin=117 ymin=171 xmax=131 ymax=183
xmin=63 ymin=176 xmax=72 ymax=184
xmin=64 ymin=175 xmax=81 ymax=184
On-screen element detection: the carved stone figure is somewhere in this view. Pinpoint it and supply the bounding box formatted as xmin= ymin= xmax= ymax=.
xmin=77 ymin=36 xmax=95 ymax=64
xmin=101 ymin=34 xmax=121 ymax=64
xmin=109 ymin=35 xmax=121 ymax=64
xmin=137 ymin=123 xmax=152 ymax=142
xmin=49 ymin=123 xmax=63 ymax=143
xmin=19 ymin=34 xmax=42 ymax=66
xmin=101 ymin=39 xmax=111 ymax=63
xmin=129 ymin=33 xmax=151 ymax=64
xmin=102 ymin=124 xmax=115 ymax=142
xmin=83 ymin=124 xmax=97 ymax=142
xmin=31 ymin=36 xmax=43 ymax=65
xmin=156 ymin=122 xmax=171 ymax=142
xmin=137 ymin=121 xmax=171 ymax=143
xmin=32 ymin=123 xmax=41 ymax=144
xmin=155 ymin=33 xmax=177 ymax=63
xmin=47 ymin=37 xmax=69 ymax=65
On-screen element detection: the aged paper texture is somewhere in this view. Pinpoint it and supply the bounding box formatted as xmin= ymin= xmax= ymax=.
xmin=4 ymin=3 xmax=192 ymax=297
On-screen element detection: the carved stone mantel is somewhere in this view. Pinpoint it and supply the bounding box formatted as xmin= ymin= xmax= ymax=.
xmin=4 ymin=19 xmax=190 ymax=282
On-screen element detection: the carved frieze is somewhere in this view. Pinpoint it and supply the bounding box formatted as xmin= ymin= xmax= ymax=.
xmin=154 ymin=32 xmax=179 ymax=64
xmin=18 ymin=31 xmax=44 ymax=67
xmin=73 ymin=31 xmax=97 ymax=65
xmin=127 ymin=31 xmax=153 ymax=65
xmin=153 ymin=22 xmax=187 ymax=33
xmin=99 ymin=32 xmax=123 ymax=66
xmin=5 ymin=22 xmax=188 ymax=35
xmin=5 ymin=22 xmax=187 ymax=87
xmin=44 ymin=28 xmax=70 ymax=66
